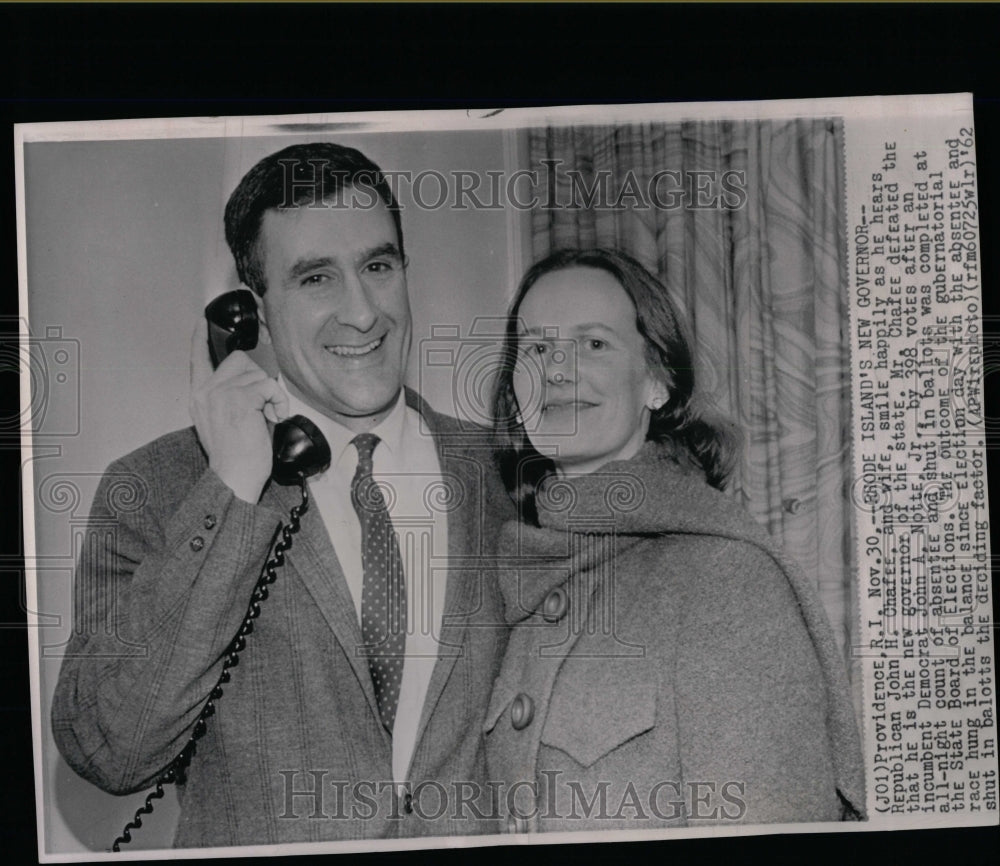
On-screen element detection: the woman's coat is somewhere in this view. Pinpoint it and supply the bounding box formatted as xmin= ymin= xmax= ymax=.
xmin=484 ymin=444 xmax=866 ymax=833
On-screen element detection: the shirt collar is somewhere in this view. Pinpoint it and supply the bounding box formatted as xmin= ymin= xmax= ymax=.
xmin=277 ymin=375 xmax=407 ymax=473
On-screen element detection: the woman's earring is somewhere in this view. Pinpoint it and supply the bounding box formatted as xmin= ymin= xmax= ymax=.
xmin=648 ymin=396 xmax=666 ymax=411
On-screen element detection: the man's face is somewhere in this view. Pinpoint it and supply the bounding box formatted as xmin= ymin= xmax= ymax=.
xmin=257 ymin=189 xmax=411 ymax=431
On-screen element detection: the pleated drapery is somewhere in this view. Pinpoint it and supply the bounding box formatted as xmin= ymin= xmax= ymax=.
xmin=526 ymin=120 xmax=857 ymax=671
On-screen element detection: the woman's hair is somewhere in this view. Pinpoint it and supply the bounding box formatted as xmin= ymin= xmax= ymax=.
xmin=492 ymin=247 xmax=739 ymax=524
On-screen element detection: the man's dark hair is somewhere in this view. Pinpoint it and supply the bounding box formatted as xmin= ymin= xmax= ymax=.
xmin=224 ymin=142 xmax=404 ymax=294
xmin=492 ymin=247 xmax=740 ymax=524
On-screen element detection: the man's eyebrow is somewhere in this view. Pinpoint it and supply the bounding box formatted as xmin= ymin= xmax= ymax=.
xmin=363 ymin=242 xmax=403 ymax=262
xmin=286 ymin=244 xmax=403 ymax=281
xmin=288 ymin=257 xmax=336 ymax=281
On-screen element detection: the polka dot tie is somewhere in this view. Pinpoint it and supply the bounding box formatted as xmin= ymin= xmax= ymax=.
xmin=350 ymin=433 xmax=406 ymax=735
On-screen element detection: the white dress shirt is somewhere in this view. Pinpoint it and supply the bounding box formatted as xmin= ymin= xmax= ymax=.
xmin=281 ymin=381 xmax=449 ymax=784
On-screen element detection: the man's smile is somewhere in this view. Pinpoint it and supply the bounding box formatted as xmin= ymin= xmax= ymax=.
xmin=324 ymin=334 xmax=385 ymax=357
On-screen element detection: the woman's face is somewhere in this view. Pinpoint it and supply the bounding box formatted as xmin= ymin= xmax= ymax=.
xmin=513 ymin=265 xmax=668 ymax=475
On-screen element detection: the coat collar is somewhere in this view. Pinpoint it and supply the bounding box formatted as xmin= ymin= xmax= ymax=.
xmin=496 ymin=442 xmax=776 ymax=626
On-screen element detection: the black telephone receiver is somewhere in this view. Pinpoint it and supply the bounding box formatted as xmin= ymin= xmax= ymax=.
xmin=205 ymin=289 xmax=332 ymax=484
xmin=111 ymin=291 xmax=331 ymax=851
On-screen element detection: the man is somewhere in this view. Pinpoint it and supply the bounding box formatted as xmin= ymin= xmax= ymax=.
xmin=51 ymin=143 xmax=512 ymax=847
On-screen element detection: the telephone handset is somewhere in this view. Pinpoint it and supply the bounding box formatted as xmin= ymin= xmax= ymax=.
xmin=205 ymin=289 xmax=332 ymax=484
xmin=111 ymin=291 xmax=330 ymax=851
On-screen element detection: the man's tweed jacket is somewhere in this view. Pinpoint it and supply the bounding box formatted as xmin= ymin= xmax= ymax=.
xmin=52 ymin=390 xmax=513 ymax=846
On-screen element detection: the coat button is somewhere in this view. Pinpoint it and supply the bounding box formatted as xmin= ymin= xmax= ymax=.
xmin=203 ymin=514 xmax=217 ymax=529
xmin=510 ymin=693 xmax=534 ymax=730
xmin=542 ymin=586 xmax=568 ymax=622
xmin=403 ymin=792 xmax=413 ymax=814
xmin=189 ymin=536 xmax=205 ymax=552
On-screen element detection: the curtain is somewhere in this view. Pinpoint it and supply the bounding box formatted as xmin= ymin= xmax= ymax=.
xmin=526 ymin=120 xmax=857 ymax=674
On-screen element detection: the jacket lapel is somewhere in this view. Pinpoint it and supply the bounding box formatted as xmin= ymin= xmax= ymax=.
xmin=261 ymin=477 xmax=382 ymax=720
xmin=405 ymin=391 xmax=480 ymax=750
xmin=412 ymin=440 xmax=478 ymax=748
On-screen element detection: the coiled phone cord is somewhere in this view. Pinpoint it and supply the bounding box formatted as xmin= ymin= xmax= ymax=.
xmin=112 ymin=479 xmax=310 ymax=851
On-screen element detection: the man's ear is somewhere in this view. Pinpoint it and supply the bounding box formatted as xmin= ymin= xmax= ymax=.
xmin=253 ymin=289 xmax=272 ymax=345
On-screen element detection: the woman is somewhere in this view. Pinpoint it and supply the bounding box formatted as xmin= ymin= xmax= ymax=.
xmin=487 ymin=248 xmax=865 ymax=832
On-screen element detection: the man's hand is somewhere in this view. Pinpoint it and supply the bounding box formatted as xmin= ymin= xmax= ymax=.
xmin=190 ymin=319 xmax=290 ymax=503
